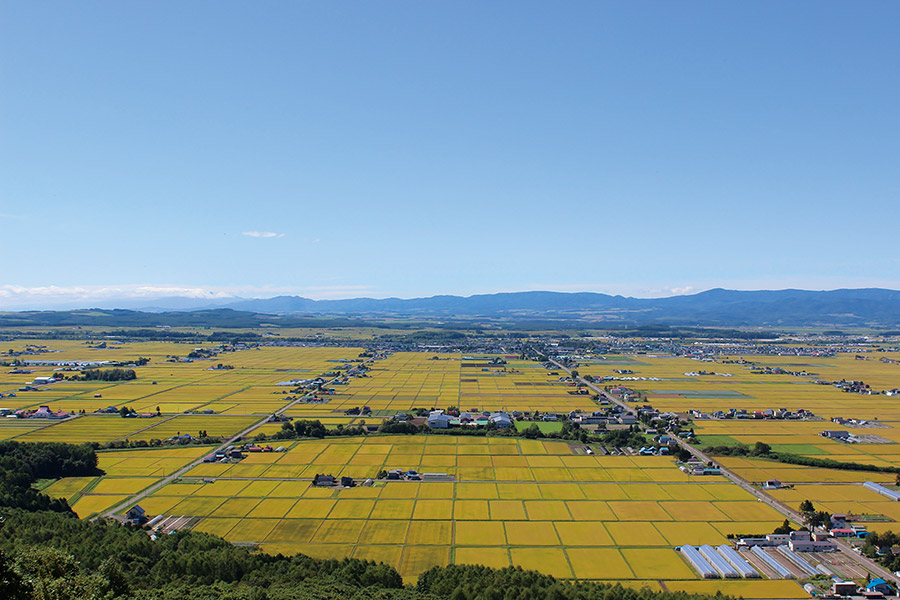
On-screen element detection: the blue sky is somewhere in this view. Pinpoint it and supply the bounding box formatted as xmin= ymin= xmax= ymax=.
xmin=1 ymin=1 xmax=898 ymax=308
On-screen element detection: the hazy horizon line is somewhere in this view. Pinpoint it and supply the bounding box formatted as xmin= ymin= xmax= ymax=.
xmin=2 ymin=282 xmax=900 ymax=312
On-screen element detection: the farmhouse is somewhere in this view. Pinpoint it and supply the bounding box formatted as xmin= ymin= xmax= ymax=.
xmin=314 ymin=474 xmax=335 ymax=487
xmin=867 ymin=578 xmax=893 ymax=596
xmin=24 ymin=405 xmax=70 ymax=419
xmin=125 ymin=505 xmax=147 ymax=525
xmin=788 ymin=530 xmax=836 ymax=552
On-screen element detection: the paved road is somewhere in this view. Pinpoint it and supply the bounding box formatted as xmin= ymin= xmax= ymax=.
xmin=548 ymin=358 xmax=637 ymax=416
xmin=96 ymin=362 xmax=374 ymax=521
xmin=97 ymin=413 xmax=277 ymax=521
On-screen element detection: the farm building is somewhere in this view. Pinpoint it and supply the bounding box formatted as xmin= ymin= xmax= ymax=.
xmin=125 ymin=505 xmax=147 ymax=525
xmin=867 ymin=578 xmax=893 ymax=595
xmin=427 ymin=411 xmax=451 ymax=429
xmin=489 ymin=412 xmax=512 ymax=428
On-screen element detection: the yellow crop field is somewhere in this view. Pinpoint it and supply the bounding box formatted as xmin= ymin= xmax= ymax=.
xmin=399 ymin=546 xmax=450 ymax=579
xmin=454 ymin=500 xmax=490 ymax=520
xmin=605 ymin=522 xmax=668 ymax=546
xmin=608 ymin=500 xmax=672 ymax=521
xmin=70 ymin=494 xmax=131 ymax=517
xmin=489 ymin=500 xmax=528 ymax=520
xmin=712 ymin=501 xmax=784 ymax=521
xmin=369 ymin=499 xmax=415 ymax=519
xmin=509 ymin=548 xmax=573 ymax=578
xmin=353 ymin=545 xmax=403 ymax=570
xmin=23 ymin=338 xmax=900 ymax=598
xmin=667 ymin=580 xmax=804 ymax=599
xmin=455 ymin=521 xmax=506 ymax=546
xmin=412 ymin=499 xmax=453 ymax=520
xmin=90 ymin=477 xmax=158 ymax=494
xmin=660 ymin=501 xmax=729 ymax=521
xmin=311 ymin=519 xmax=365 ymax=544
xmin=246 ymin=498 xmax=297 ymax=519
xmin=226 ymin=519 xmax=279 ymax=543
xmin=43 ymin=476 xmax=97 ymax=500
xmin=567 ymin=548 xmax=632 ymax=579
xmin=654 ymin=522 xmax=729 ymax=546
xmin=563 ymin=501 xmax=613 ymax=522
xmin=504 ymin=522 xmax=559 ymax=546
xmin=406 ymin=521 xmax=451 ymax=545
xmin=194 ymin=518 xmax=240 ymax=538
xmin=454 ymin=547 xmax=510 ymax=569
xmin=524 ymin=500 xmax=571 ymax=520
xmin=360 ymin=520 xmax=409 ymax=544
xmin=622 ymin=548 xmax=697 ymax=579
xmin=554 ymin=521 xmax=613 ymax=546
xmin=284 ymin=498 xmax=336 ymax=518
xmin=328 ymin=499 xmax=375 ymax=519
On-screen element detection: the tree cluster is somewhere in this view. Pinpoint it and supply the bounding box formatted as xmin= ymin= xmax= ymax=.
xmin=417 ymin=563 xmax=727 ymax=600
xmin=75 ymin=369 xmax=137 ymax=382
xmin=0 ymin=440 xmax=99 ymax=512
xmin=862 ymin=530 xmax=900 ymax=571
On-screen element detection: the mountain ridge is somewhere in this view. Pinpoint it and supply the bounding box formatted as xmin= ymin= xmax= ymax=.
xmin=3 ymin=288 xmax=897 ymax=328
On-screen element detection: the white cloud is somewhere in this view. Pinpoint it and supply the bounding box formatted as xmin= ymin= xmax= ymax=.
xmin=0 ymin=284 xmax=236 ymax=301
xmin=242 ymin=231 xmax=285 ymax=238
xmin=0 ymin=283 xmax=379 ymax=310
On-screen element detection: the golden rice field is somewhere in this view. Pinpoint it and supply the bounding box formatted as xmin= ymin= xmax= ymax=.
xmin=10 ymin=339 xmax=900 ymax=598
xmin=119 ymin=435 xmax=788 ymax=586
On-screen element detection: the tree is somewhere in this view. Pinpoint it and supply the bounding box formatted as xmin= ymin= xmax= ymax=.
xmin=799 ymin=499 xmax=815 ymax=514
xmin=522 ymin=424 xmax=544 ymax=439
xmin=807 ymin=510 xmax=831 ymax=530
xmin=751 ymin=441 xmax=772 ymax=456
xmin=773 ymin=519 xmax=795 ymax=534
xmin=14 ymin=546 xmax=107 ymax=600
xmin=97 ymin=557 xmax=130 ymax=598
xmin=0 ymin=549 xmax=28 ymax=600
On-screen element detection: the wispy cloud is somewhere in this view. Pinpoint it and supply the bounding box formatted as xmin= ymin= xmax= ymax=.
xmin=242 ymin=231 xmax=285 ymax=238
xmin=0 ymin=283 xmax=379 ymax=310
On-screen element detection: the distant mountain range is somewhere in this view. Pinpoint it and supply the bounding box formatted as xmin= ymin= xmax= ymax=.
xmin=218 ymin=288 xmax=900 ymax=327
xmin=2 ymin=288 xmax=898 ymax=329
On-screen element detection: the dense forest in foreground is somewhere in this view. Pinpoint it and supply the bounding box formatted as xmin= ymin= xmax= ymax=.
xmin=0 ymin=441 xmax=727 ymax=600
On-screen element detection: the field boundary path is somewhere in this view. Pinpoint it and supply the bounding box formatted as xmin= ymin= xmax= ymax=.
xmin=550 ymin=357 xmax=900 ymax=587
xmin=95 ymin=359 xmax=375 ymax=521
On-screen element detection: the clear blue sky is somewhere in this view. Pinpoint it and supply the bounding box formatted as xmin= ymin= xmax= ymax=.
xmin=1 ymin=1 xmax=898 ymax=308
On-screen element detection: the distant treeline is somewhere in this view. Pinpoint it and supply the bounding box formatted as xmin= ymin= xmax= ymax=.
xmin=608 ymin=325 xmax=780 ymax=340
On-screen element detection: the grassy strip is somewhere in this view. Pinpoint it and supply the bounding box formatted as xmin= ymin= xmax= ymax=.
xmin=705 ymin=442 xmax=900 ymax=474
xmin=770 ymin=451 xmax=900 ymax=474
